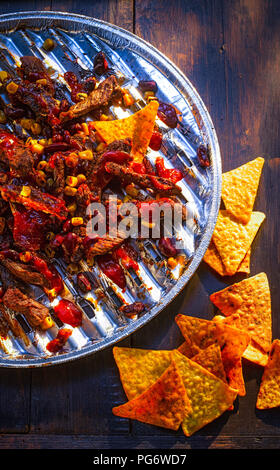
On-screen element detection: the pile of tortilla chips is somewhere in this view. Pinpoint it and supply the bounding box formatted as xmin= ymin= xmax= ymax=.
xmin=203 ymin=157 xmax=265 ymax=276
xmin=113 ymin=338 xmax=239 ymax=436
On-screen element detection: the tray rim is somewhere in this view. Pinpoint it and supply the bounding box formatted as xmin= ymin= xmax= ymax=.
xmin=0 ymin=10 xmax=222 ymax=368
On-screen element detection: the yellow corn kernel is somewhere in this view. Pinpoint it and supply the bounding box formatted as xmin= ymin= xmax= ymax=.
xmin=96 ymin=142 xmax=106 ymax=152
xmin=0 ymin=71 xmax=9 ymax=82
xmin=6 ymin=81 xmax=19 ymax=94
xmin=123 ymin=195 xmax=132 ymax=203
xmin=100 ymin=114 xmax=110 ymax=121
xmin=78 ymin=149 xmax=93 ymax=160
xmin=71 ymin=217 xmax=83 ymax=226
xmin=32 ymin=143 xmax=44 ymax=155
xmin=123 ymin=92 xmax=134 ymax=107
xmin=76 ymin=92 xmax=88 ymax=101
xmin=36 ymin=78 xmax=48 ymax=86
xmin=177 ymin=254 xmax=186 ymax=265
xmin=31 ymin=122 xmax=42 ymax=135
xmin=0 ymin=110 xmax=6 ymax=124
xmin=19 ymin=251 xmax=32 ymax=263
xmin=81 ymin=122 xmax=89 ymax=135
xmin=65 ymin=153 xmax=79 ymax=168
xmin=47 ymin=138 xmax=53 ymax=145
xmin=37 ymin=160 xmax=48 ymax=171
xmin=66 ymin=176 xmax=78 ymax=187
xmin=20 ymin=186 xmax=31 ymax=197
xmin=167 ymin=257 xmax=178 ymax=269
xmin=141 ymin=220 xmax=156 ymax=229
xmin=20 ymin=118 xmax=34 ymax=130
xmin=147 ymin=95 xmax=158 ymax=103
xmin=67 ymin=202 xmax=77 ymax=214
xmin=67 ymin=263 xmax=80 ymax=274
xmin=43 ymin=38 xmax=55 ymax=51
xmin=125 ymin=184 xmax=139 ymax=198
xmin=77 ymin=174 xmax=86 ymax=185
xmin=37 ymin=170 xmax=47 ymax=186
xmin=144 ymin=91 xmax=155 ymax=100
xmin=41 ymin=315 xmax=55 ymax=330
xmin=64 ymin=186 xmax=77 ymax=197
xmin=39 ymin=139 xmax=47 ymax=146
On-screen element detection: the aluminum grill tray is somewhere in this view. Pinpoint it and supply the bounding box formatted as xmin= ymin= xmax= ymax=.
xmin=0 ymin=11 xmax=221 ymax=367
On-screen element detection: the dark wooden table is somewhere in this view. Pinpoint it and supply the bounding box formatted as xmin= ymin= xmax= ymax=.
xmin=0 ymin=0 xmax=279 ymax=449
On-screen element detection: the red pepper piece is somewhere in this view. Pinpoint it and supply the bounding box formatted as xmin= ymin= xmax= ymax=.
xmin=46 ymin=328 xmax=72 ymax=353
xmin=155 ymin=157 xmax=183 ymax=184
xmin=54 ymin=299 xmax=83 ymax=328
xmin=97 ymin=254 xmax=126 ymax=289
xmin=149 ymin=130 xmax=162 ymax=151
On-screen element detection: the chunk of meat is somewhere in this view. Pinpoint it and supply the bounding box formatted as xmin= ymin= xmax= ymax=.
xmin=3 ymin=287 xmax=49 ymax=327
xmin=12 ymin=206 xmax=51 ymax=251
xmin=0 ymin=314 xmax=9 ymax=337
xmin=87 ymin=236 xmax=124 ymax=257
xmin=60 ymin=75 xmax=120 ymax=122
xmin=0 ymin=184 xmax=68 ymax=220
xmin=0 ymin=255 xmax=51 ymax=289
xmin=0 ymin=130 xmax=35 ymax=177
xmin=105 ymin=162 xmax=182 ymax=195
xmin=20 ymin=56 xmax=55 ymax=95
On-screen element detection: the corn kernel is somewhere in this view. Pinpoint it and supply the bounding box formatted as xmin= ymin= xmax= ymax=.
xmin=100 ymin=114 xmax=110 ymax=121
xmin=19 ymin=251 xmax=32 ymax=263
xmin=65 ymin=153 xmax=79 ymax=168
xmin=147 ymin=96 xmax=159 ymax=103
xmin=76 ymin=92 xmax=88 ymax=101
xmin=123 ymin=92 xmax=134 ymax=107
xmin=43 ymin=38 xmax=55 ymax=51
xmin=177 ymin=254 xmax=186 ymax=265
xmin=66 ymin=176 xmax=78 ymax=187
xmin=31 ymin=122 xmax=42 ymax=135
xmin=6 ymin=81 xmax=19 ymax=94
xmin=67 ymin=263 xmax=80 ymax=274
xmin=71 ymin=217 xmax=83 ymax=226
xmin=36 ymin=78 xmax=48 ymax=86
xmin=0 ymin=110 xmax=6 ymax=124
xmin=64 ymin=186 xmax=77 ymax=197
xmin=39 ymin=139 xmax=47 ymax=146
xmin=0 ymin=71 xmax=9 ymax=82
xmin=144 ymin=91 xmax=155 ymax=100
xmin=37 ymin=160 xmax=48 ymax=171
xmin=67 ymin=202 xmax=77 ymax=214
xmin=41 ymin=315 xmax=55 ymax=330
xmin=81 ymin=122 xmax=89 ymax=135
xmin=32 ymin=143 xmax=44 ymax=155
xmin=167 ymin=257 xmax=178 ymax=269
xmin=77 ymin=174 xmax=86 ymax=185
xmin=78 ymin=149 xmax=93 ymax=161
xmin=96 ymin=142 xmax=106 ymax=152
xmin=123 ymin=195 xmax=132 ymax=203
xmin=20 ymin=118 xmax=34 ymax=130
xmin=125 ymin=184 xmax=139 ymax=198
xmin=20 ymin=186 xmax=31 ymax=197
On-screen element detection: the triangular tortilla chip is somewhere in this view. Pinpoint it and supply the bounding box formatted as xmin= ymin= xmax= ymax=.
xmin=113 ymin=347 xmax=171 ymax=400
xmin=210 ymin=273 xmax=272 ymax=353
xmin=175 ymin=314 xmax=250 ymax=394
xmin=172 ymin=350 xmax=237 ymax=436
xmin=203 ymin=240 xmax=251 ymax=276
xmin=112 ymin=360 xmax=191 ymax=430
xmin=191 ymin=344 xmax=227 ymax=383
xmin=256 ymin=340 xmax=280 ymax=409
xmin=222 ymin=157 xmax=264 ymax=224
xmin=226 ymin=358 xmax=246 ymax=396
xmin=212 ymin=210 xmax=265 ymax=275
xmin=93 ymin=101 xmax=159 ymax=162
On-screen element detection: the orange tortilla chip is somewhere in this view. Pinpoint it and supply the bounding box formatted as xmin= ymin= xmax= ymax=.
xmin=210 ymin=273 xmax=272 ymax=354
xmin=93 ymin=101 xmax=159 ymax=162
xmin=177 ymin=342 xmax=193 ymax=358
xmin=226 ymin=358 xmax=246 ymax=397
xmin=113 ymin=347 xmax=171 ymax=400
xmin=175 ymin=314 xmax=250 ymax=394
xmin=243 ymin=340 xmax=269 ymax=367
xmin=191 ymin=344 xmax=227 ymax=383
xmin=172 ymin=350 xmax=237 ymax=436
xmin=222 ymin=157 xmax=264 ymax=224
xmin=256 ymin=340 xmax=280 ymax=409
xmin=112 ymin=360 xmax=191 ymax=430
xmin=204 ymin=240 xmax=251 ymax=276
xmin=212 ymin=210 xmax=265 ymax=275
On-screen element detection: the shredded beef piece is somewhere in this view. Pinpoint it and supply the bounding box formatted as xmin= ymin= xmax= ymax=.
xmin=0 ymin=303 xmax=27 ymax=341
xmin=87 ymin=236 xmax=124 ymax=257
xmin=0 ymin=184 xmax=68 ymax=220
xmin=120 ymin=301 xmax=146 ymax=318
xmin=0 ymin=314 xmax=9 ymax=337
xmin=0 ymin=256 xmax=51 ymax=289
xmin=60 ymin=75 xmax=120 ymax=122
xmin=20 ymin=56 xmax=55 ymax=95
xmin=105 ymin=138 xmax=132 ymax=154
xmin=3 ymin=287 xmax=49 ymax=327
xmin=14 ymin=82 xmax=57 ymax=122
xmin=105 ymin=162 xmax=182 ymax=195
xmin=0 ymin=133 xmax=35 ymax=177
xmin=0 ymin=263 xmax=21 ymax=290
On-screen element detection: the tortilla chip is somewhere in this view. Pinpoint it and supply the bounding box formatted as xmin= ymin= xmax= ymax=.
xmin=93 ymin=101 xmax=159 ymax=163
xmin=113 ymin=347 xmax=171 ymax=400
xmin=113 ymin=360 xmax=191 ymax=430
xmin=203 ymin=240 xmax=251 ymax=276
xmin=256 ymin=340 xmax=280 ymax=409
xmin=177 ymin=342 xmax=193 ymax=358
xmin=175 ymin=315 xmax=250 ymax=394
xmin=210 ymin=273 xmax=272 ymax=353
xmin=172 ymin=350 xmax=237 ymax=436
xmin=222 ymin=157 xmax=264 ymax=224
xmin=212 ymin=210 xmax=265 ymax=275
xmin=191 ymin=344 xmax=227 ymax=383
xmin=243 ymin=340 xmax=269 ymax=367
xmin=226 ymin=358 xmax=246 ymax=396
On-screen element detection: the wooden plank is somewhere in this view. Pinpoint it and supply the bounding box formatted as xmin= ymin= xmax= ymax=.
xmin=2 ymin=1 xmax=51 ymax=13
xmin=0 ymin=369 xmax=31 ymax=433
